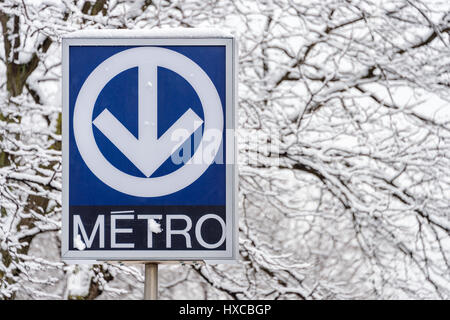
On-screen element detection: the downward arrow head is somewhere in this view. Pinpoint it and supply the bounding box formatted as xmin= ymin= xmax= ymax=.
xmin=93 ymin=64 xmax=204 ymax=178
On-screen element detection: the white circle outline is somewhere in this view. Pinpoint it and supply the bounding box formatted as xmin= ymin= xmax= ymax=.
xmin=73 ymin=47 xmax=223 ymax=197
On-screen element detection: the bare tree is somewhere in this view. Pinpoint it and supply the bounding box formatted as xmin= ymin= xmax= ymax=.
xmin=0 ymin=0 xmax=449 ymax=299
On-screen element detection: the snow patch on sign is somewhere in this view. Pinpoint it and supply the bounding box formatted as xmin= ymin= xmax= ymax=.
xmin=65 ymin=27 xmax=233 ymax=39
xmin=73 ymin=234 xmax=86 ymax=251
xmin=148 ymin=219 xmax=162 ymax=233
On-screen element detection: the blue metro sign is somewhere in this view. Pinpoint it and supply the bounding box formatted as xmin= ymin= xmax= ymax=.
xmin=62 ymin=32 xmax=237 ymax=261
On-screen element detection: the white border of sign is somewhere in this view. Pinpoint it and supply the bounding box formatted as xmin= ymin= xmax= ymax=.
xmin=61 ymin=35 xmax=237 ymax=262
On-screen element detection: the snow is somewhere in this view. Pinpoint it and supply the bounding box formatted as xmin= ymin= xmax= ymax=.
xmin=66 ymin=265 xmax=91 ymax=298
xmin=148 ymin=219 xmax=162 ymax=234
xmin=73 ymin=234 xmax=86 ymax=251
xmin=2 ymin=0 xmax=450 ymax=301
xmin=64 ymin=28 xmax=233 ymax=39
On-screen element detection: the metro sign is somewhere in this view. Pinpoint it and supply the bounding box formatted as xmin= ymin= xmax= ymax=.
xmin=62 ymin=31 xmax=237 ymax=261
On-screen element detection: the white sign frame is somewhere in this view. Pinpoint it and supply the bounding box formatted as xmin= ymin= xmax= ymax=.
xmin=61 ymin=34 xmax=238 ymax=262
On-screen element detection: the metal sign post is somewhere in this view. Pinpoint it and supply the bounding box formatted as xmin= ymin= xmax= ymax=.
xmin=144 ymin=263 xmax=158 ymax=300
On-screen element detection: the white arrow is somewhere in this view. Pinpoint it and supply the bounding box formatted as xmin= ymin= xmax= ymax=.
xmin=92 ymin=63 xmax=203 ymax=178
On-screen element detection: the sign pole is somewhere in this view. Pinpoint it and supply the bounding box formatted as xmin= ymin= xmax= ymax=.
xmin=144 ymin=263 xmax=158 ymax=300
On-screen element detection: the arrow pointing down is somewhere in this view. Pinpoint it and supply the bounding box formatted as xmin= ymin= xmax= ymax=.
xmin=92 ymin=64 xmax=203 ymax=178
